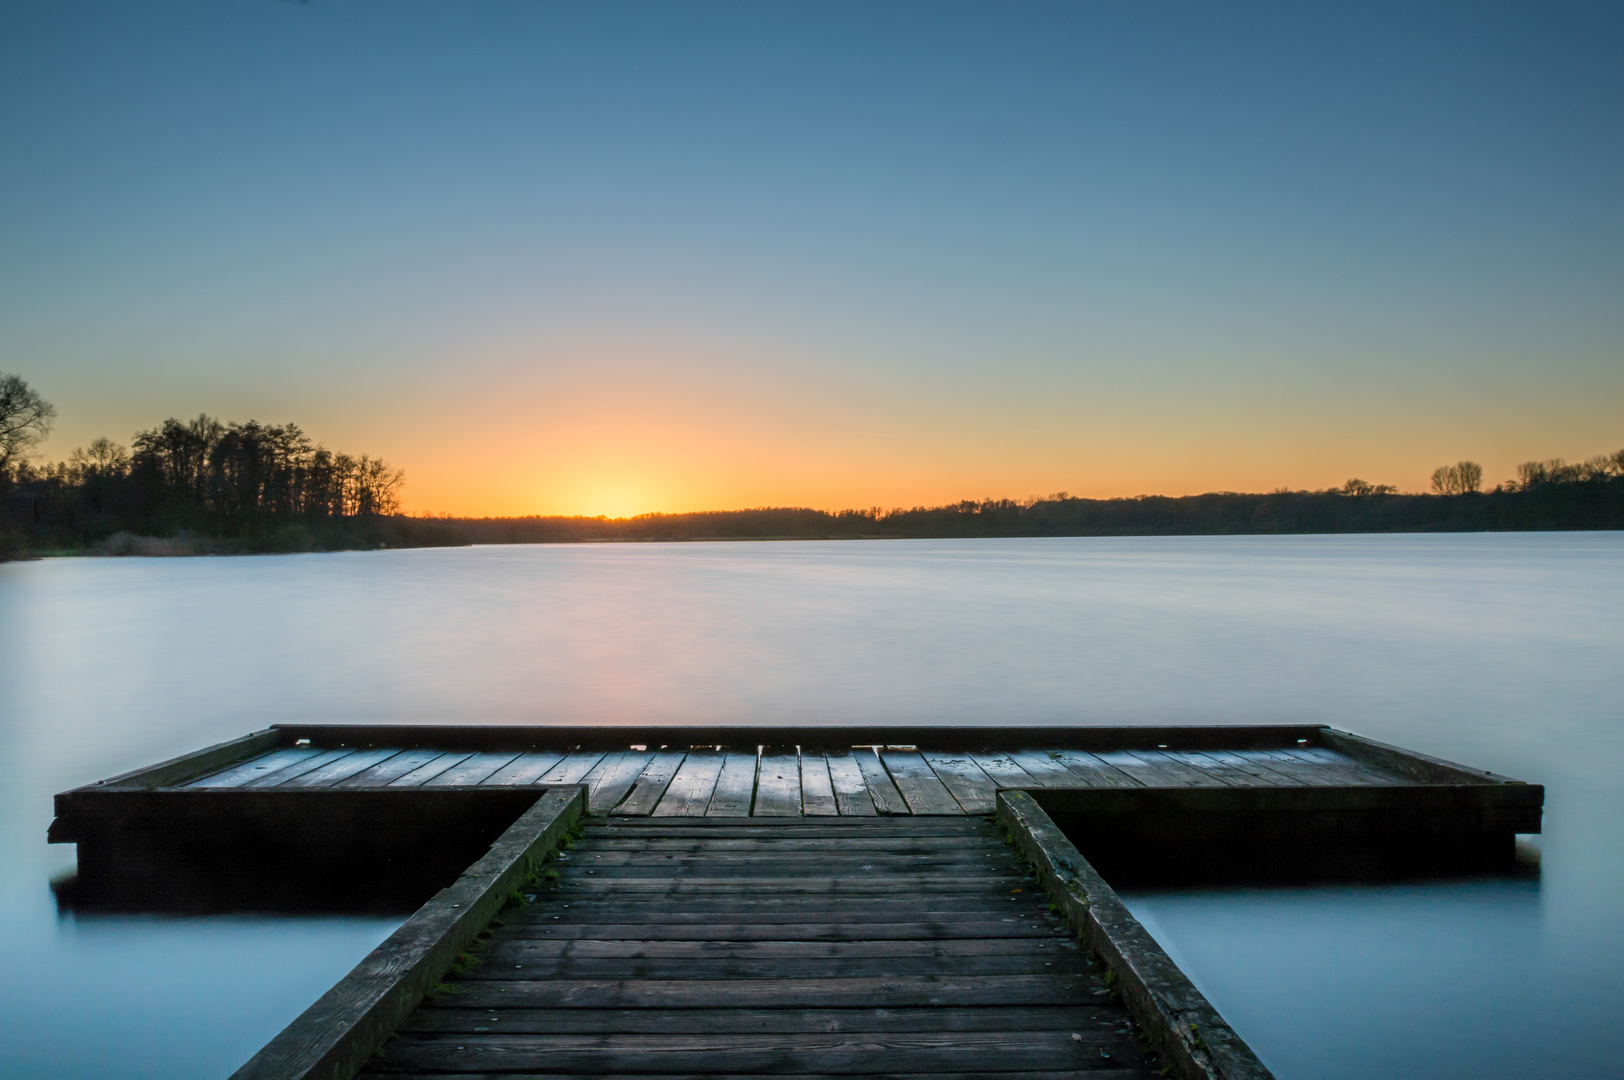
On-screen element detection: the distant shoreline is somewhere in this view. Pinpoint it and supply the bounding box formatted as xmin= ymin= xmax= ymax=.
xmin=8 ymin=479 xmax=1622 ymax=562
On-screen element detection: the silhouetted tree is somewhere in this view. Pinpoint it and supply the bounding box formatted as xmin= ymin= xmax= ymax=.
xmin=1431 ymin=461 xmax=1482 ymax=495
xmin=0 ymin=372 xmax=56 ymax=476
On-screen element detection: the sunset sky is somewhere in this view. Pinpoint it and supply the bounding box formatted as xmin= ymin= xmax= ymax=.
xmin=3 ymin=2 xmax=1620 ymax=517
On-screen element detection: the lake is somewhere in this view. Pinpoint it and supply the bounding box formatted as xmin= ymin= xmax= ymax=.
xmin=1 ymin=534 xmax=1620 ymax=1078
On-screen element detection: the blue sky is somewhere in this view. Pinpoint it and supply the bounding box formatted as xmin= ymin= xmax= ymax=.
xmin=2 ymin=1 xmax=1620 ymax=513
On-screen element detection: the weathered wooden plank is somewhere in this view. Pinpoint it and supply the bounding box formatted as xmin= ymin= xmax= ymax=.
xmin=423 ymin=752 xmax=522 ymax=787
xmin=468 ymin=953 xmax=1088 ymax=981
xmin=753 ymin=751 xmax=803 ymax=816
xmin=1165 ymin=750 xmax=1281 ymax=787
xmin=587 ymin=821 xmax=987 ymax=838
xmin=334 ymin=748 xmax=446 ymax=788
xmin=1006 ymin=750 xmax=1083 ymax=787
xmin=274 ymin=749 xmax=400 ymax=789
xmin=1194 ymin=749 xmax=1299 ymax=786
xmin=881 ymin=750 xmax=963 ymax=814
xmin=853 ymin=747 xmax=911 ymax=815
xmin=438 ymin=973 xmax=1097 ymax=1010
xmin=503 ymin=921 xmax=1060 ymax=942
xmin=483 ymin=751 xmax=567 ymax=786
xmin=548 ymin=878 xmax=1026 ymax=896
xmin=1089 ymin=750 xmax=1187 ymax=788
xmin=969 ymin=751 xmax=1039 ymax=788
xmin=584 ymin=752 xmax=656 ymax=813
xmin=372 ymin=1071 xmax=1144 ymax=1080
xmin=705 ymin=752 xmax=759 ymax=817
xmin=922 ymin=751 xmax=1000 ymax=812
xmin=371 ymin=1029 xmax=1134 ymax=1074
xmin=585 ymin=819 xmax=986 ymax=835
xmin=485 ymin=938 xmax=1075 ymax=961
xmin=539 ymin=751 xmax=608 ymax=785
xmin=558 ymin=851 xmax=1020 ymax=870
xmin=583 ymin=835 xmax=984 ymax=851
xmin=1281 ymin=746 xmax=1404 ymax=785
xmin=1229 ymin=749 xmax=1343 ymax=787
xmin=612 ymin=751 xmax=688 ymax=816
xmin=1121 ymin=750 xmax=1230 ymax=787
xmin=186 ymin=748 xmax=322 ymax=789
xmin=512 ymin=898 xmax=1041 ymax=921
xmin=799 ymin=752 xmax=839 ymax=816
xmin=653 ymin=752 xmax=726 ymax=816
xmin=516 ymin=897 xmax=1051 ymax=918
xmin=388 ymin=751 xmax=473 ymax=787
xmin=822 ymin=752 xmax=878 ymax=816
xmin=399 ymin=1004 xmax=1108 ymax=1036
xmin=1050 ymin=750 xmax=1142 ymax=788
xmin=246 ymin=748 xmax=356 ymax=788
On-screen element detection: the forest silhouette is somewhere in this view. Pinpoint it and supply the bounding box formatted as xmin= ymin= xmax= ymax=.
xmin=1 ymin=375 xmax=1621 ymax=559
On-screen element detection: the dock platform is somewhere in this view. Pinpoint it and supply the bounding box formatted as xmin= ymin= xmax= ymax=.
xmin=50 ymin=725 xmax=1543 ymax=1080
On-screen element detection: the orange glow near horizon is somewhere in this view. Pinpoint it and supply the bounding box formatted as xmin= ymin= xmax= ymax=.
xmin=338 ymin=350 xmax=1622 ymax=518
xmin=37 ymin=346 xmax=1624 ymax=521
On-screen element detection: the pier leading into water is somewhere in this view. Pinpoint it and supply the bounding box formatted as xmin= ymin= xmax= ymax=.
xmin=51 ymin=724 xmax=1541 ymax=1080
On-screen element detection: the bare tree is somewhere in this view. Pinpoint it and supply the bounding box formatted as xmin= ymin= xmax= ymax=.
xmin=1431 ymin=460 xmax=1482 ymax=495
xmin=0 ymin=373 xmax=57 ymax=474
xmin=67 ymin=438 xmax=131 ymax=481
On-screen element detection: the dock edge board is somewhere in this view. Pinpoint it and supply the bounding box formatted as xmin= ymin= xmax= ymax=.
xmin=228 ymin=785 xmax=586 ymax=1080
xmin=998 ymin=789 xmax=1273 ymax=1080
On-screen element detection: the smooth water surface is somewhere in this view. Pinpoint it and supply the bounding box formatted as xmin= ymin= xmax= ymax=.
xmin=1 ymin=534 xmax=1620 ymax=1077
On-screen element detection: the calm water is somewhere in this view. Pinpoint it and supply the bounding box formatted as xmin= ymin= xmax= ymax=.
xmin=1 ymin=535 xmax=1619 ymax=1078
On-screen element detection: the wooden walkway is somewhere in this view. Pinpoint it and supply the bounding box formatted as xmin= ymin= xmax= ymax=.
xmin=62 ymin=725 xmax=1539 ymax=1080
xmin=366 ymin=815 xmax=1162 ymax=1079
xmin=172 ymin=741 xmax=1415 ymax=815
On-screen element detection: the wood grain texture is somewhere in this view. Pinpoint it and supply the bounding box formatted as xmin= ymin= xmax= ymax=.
xmin=365 ymin=815 xmax=1160 ymax=1079
xmin=753 ymin=752 xmax=803 ymax=816
xmin=923 ymin=751 xmax=1000 ymax=812
xmin=336 ymin=749 xmax=446 ymax=788
xmin=653 ymin=752 xmax=725 ymax=816
xmin=246 ymin=749 xmax=357 ymax=788
xmin=824 ymin=752 xmax=878 ymax=816
xmin=484 ymin=751 xmax=567 ymax=786
xmin=280 ymin=749 xmax=401 ymax=789
xmin=613 ymin=751 xmax=688 ymax=816
xmin=798 ymin=754 xmax=839 ymax=816
xmin=853 ymin=748 xmax=910 ymax=815
xmin=188 ymin=747 xmax=322 ymax=789
xmin=881 ymin=749 xmax=961 ymax=814
xmin=423 ymin=752 xmax=522 ymax=787
xmin=706 ymin=752 xmax=759 ymax=817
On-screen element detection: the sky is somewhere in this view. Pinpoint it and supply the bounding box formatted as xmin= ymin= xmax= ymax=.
xmin=1 ymin=1 xmax=1620 ymax=517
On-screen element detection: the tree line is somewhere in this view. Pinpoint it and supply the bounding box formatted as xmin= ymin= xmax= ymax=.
xmin=443 ymin=462 xmax=1624 ymax=545
xmin=3 ymin=370 xmax=1621 ymax=557
xmin=1 ymin=373 xmax=458 ymax=557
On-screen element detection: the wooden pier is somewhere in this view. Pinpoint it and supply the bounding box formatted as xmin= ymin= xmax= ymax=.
xmin=50 ymin=724 xmax=1542 ymax=1080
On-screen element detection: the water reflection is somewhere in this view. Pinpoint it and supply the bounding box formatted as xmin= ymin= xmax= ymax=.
xmin=1125 ymin=880 xmax=1551 ymax=1080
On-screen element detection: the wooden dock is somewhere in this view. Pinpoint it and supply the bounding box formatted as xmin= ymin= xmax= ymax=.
xmin=50 ymin=724 xmax=1543 ymax=1080
xmin=370 ymin=815 xmax=1163 ymax=1079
